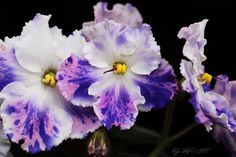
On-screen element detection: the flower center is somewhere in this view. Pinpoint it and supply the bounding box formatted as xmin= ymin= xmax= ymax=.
xmin=103 ymin=62 xmax=127 ymax=75
xmin=198 ymin=73 xmax=212 ymax=84
xmin=42 ymin=70 xmax=57 ymax=87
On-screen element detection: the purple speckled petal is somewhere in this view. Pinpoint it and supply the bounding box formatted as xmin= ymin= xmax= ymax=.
xmin=84 ymin=2 xmax=143 ymax=27
xmin=89 ymin=77 xmax=145 ymax=130
xmin=190 ymin=90 xmax=231 ymax=132
xmin=0 ymin=82 xmax=72 ymax=154
xmin=94 ymin=86 xmax=138 ymax=130
xmin=66 ymin=105 xmax=101 ymax=139
xmin=134 ymin=59 xmax=178 ymax=111
xmin=0 ymin=43 xmax=18 ymax=91
xmin=56 ymin=54 xmax=100 ymax=107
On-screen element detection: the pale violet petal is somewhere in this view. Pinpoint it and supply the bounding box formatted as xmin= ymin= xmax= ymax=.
xmin=93 ymin=2 xmax=143 ymax=27
xmin=82 ymin=20 xmax=161 ymax=75
xmin=180 ymin=59 xmax=200 ymax=93
xmin=178 ymin=19 xmax=208 ymax=73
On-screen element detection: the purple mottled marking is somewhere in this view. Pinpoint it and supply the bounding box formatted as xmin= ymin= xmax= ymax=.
xmin=67 ymin=56 xmax=73 ymax=64
xmin=58 ymin=75 xmax=63 ymax=80
xmin=53 ymin=126 xmax=59 ymax=133
xmin=116 ymin=34 xmax=126 ymax=45
xmin=14 ymin=119 xmax=20 ymax=126
xmin=6 ymin=105 xmax=16 ymax=115
xmin=93 ymin=41 xmax=104 ymax=50
xmin=7 ymin=133 xmax=13 ymax=139
xmin=29 ymin=141 xmax=40 ymax=154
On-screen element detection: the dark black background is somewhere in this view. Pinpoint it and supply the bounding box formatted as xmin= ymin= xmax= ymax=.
xmin=0 ymin=0 xmax=235 ymax=156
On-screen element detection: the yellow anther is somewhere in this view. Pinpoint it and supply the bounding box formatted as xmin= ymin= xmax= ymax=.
xmin=42 ymin=72 xmax=57 ymax=87
xmin=115 ymin=63 xmax=127 ymax=74
xmin=200 ymin=73 xmax=212 ymax=84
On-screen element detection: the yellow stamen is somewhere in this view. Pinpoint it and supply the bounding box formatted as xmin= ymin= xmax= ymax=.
xmin=114 ymin=63 xmax=127 ymax=74
xmin=200 ymin=73 xmax=212 ymax=84
xmin=42 ymin=72 xmax=57 ymax=87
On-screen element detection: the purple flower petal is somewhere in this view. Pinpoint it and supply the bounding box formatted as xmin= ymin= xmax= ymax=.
xmin=91 ymin=83 xmax=143 ymax=130
xmin=134 ymin=59 xmax=178 ymax=111
xmin=66 ymin=105 xmax=101 ymax=139
xmin=0 ymin=82 xmax=72 ymax=154
xmin=0 ymin=45 xmax=17 ymax=91
xmin=56 ymin=54 xmax=99 ymax=107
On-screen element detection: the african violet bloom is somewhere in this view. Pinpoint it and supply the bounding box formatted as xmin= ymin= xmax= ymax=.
xmin=0 ymin=14 xmax=101 ymax=153
xmin=83 ymin=2 xmax=143 ymax=28
xmin=179 ymin=19 xmax=232 ymax=131
xmin=57 ymin=20 xmax=178 ymax=130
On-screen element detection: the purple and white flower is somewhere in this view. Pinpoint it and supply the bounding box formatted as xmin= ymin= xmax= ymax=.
xmin=57 ymin=20 xmax=178 ymax=130
xmin=0 ymin=14 xmax=101 ymax=153
xmin=83 ymin=2 xmax=143 ymax=28
xmin=179 ymin=19 xmax=232 ymax=132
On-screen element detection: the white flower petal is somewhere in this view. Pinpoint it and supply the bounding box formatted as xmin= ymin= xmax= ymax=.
xmin=15 ymin=14 xmax=59 ymax=72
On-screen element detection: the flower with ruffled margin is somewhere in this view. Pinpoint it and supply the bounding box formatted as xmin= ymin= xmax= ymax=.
xmin=56 ymin=20 xmax=178 ymax=130
xmin=83 ymin=2 xmax=143 ymax=28
xmin=0 ymin=14 xmax=101 ymax=153
xmin=212 ymin=75 xmax=236 ymax=157
xmin=179 ymin=19 xmax=232 ymax=132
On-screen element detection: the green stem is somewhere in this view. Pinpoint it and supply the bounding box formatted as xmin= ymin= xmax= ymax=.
xmin=162 ymin=102 xmax=175 ymax=139
xmin=134 ymin=125 xmax=160 ymax=139
xmin=148 ymin=103 xmax=176 ymax=157
xmin=169 ymin=123 xmax=197 ymax=142
xmin=148 ymin=123 xmax=197 ymax=157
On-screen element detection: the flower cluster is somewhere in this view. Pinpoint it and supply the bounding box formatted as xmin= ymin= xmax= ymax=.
xmin=0 ymin=2 xmax=178 ymax=154
xmin=1 ymin=1 xmax=234 ymax=156
xmin=179 ymin=20 xmax=236 ymax=156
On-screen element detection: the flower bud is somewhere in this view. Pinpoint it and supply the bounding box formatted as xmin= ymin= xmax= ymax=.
xmin=87 ymin=128 xmax=110 ymax=157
